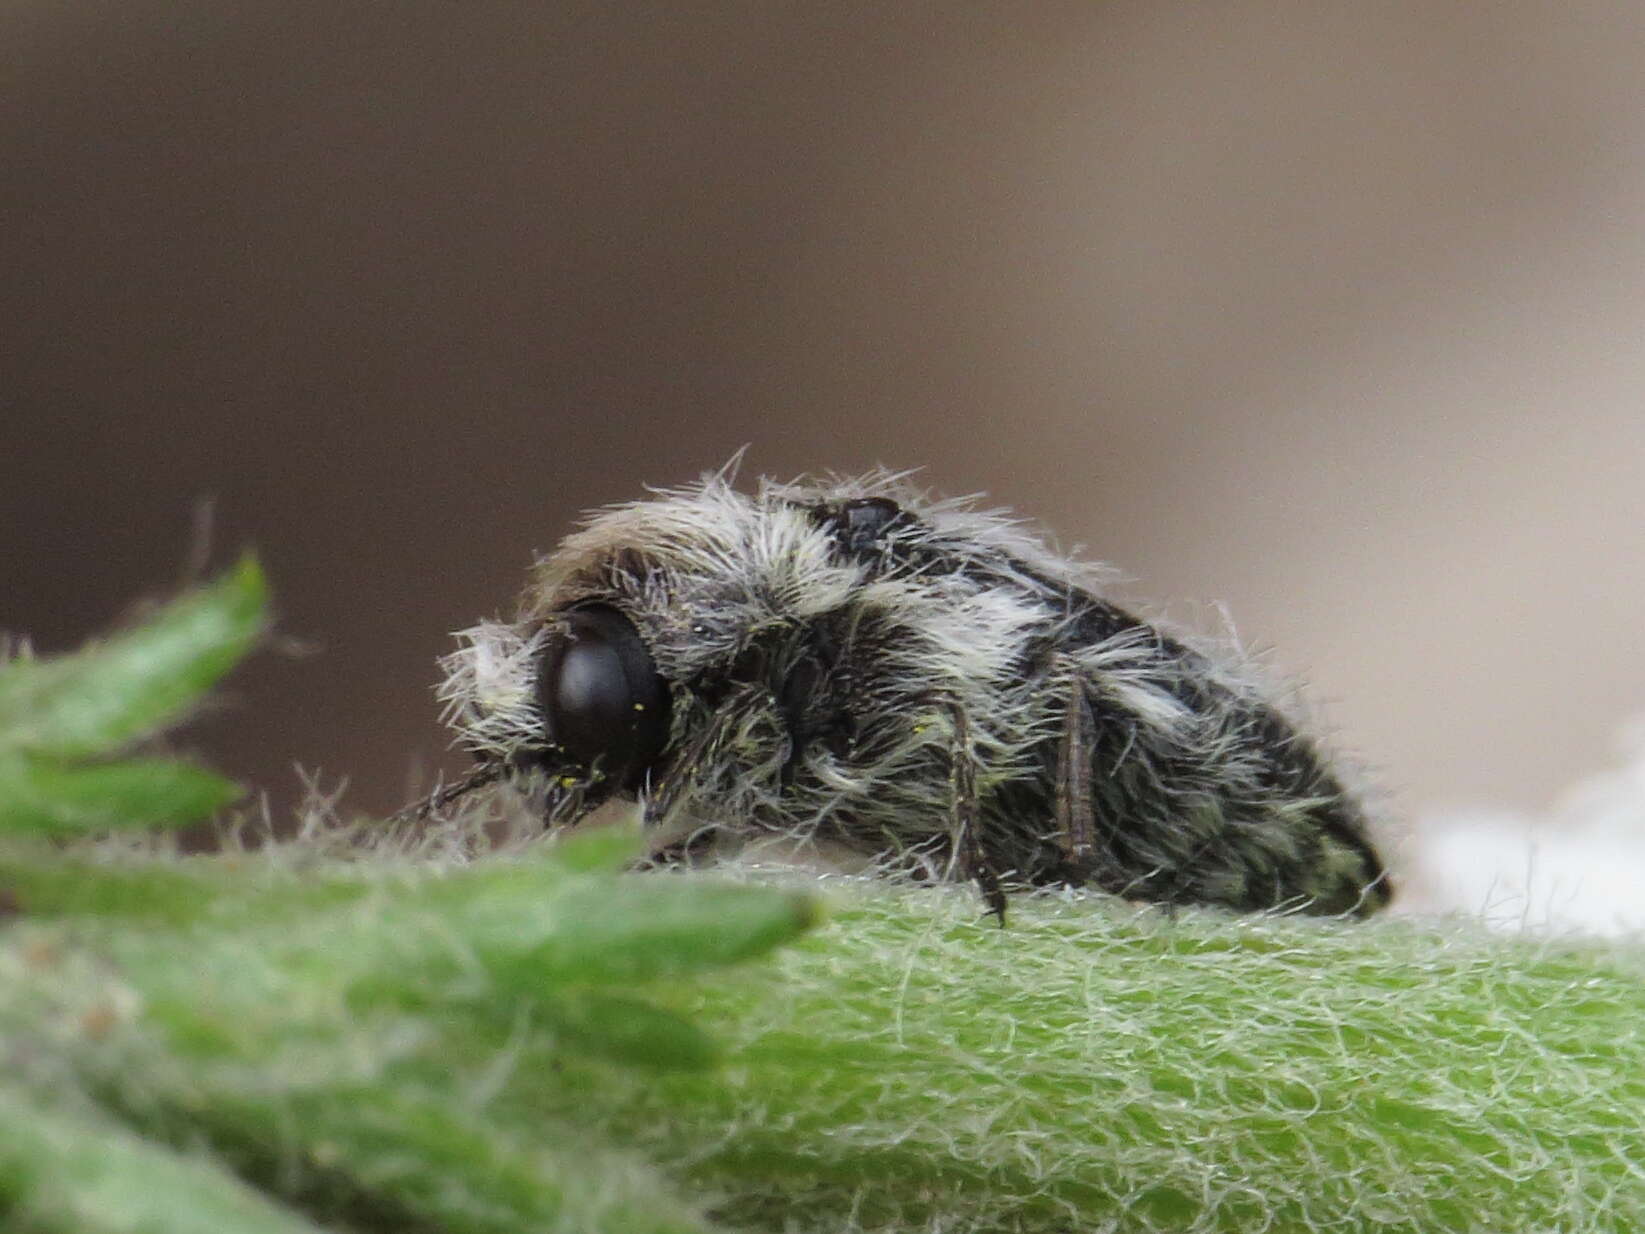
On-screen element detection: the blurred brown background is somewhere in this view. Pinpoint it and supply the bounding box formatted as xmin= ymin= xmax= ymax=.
xmin=7 ymin=4 xmax=1645 ymax=833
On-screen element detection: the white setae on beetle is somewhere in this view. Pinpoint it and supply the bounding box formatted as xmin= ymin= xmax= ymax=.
xmin=416 ymin=468 xmax=1392 ymax=922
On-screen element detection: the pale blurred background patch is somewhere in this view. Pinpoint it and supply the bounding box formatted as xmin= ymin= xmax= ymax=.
xmin=1398 ymin=717 xmax=1645 ymax=936
xmin=7 ymin=4 xmax=1645 ymax=921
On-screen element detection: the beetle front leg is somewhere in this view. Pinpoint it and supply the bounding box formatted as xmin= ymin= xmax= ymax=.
xmin=640 ymin=682 xmax=782 ymax=860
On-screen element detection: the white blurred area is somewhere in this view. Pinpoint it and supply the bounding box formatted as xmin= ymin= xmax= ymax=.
xmin=1398 ymin=716 xmax=1645 ymax=936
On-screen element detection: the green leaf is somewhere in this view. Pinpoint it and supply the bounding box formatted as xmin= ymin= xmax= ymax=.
xmin=499 ymin=877 xmax=825 ymax=985
xmin=376 ymin=866 xmax=823 ymax=988
xmin=0 ymin=1080 xmax=326 ymax=1234
xmin=0 ymin=852 xmax=242 ymax=925
xmin=548 ymin=816 xmax=647 ymax=873
xmin=0 ymin=755 xmax=242 ymax=835
xmin=0 ymin=556 xmax=266 ymax=760
xmin=191 ymin=1087 xmax=720 ymax=1234
xmin=537 ymin=991 xmax=721 ymax=1069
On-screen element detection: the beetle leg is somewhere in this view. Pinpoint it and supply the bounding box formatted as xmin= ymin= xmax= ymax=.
xmin=642 ymin=683 xmax=776 ymax=837
xmin=389 ymin=762 xmax=505 ymax=823
xmin=1054 ymin=664 xmax=1098 ymax=874
xmin=925 ymin=695 xmax=1007 ymax=925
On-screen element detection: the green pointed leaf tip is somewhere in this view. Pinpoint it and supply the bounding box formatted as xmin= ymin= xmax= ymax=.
xmin=548 ymin=816 xmax=648 ymax=873
xmin=0 ymin=756 xmax=242 ymax=836
xmin=372 ymin=865 xmax=822 ymax=987
xmin=0 ymin=853 xmax=236 ymax=926
xmin=0 ymin=555 xmax=267 ymax=760
xmin=538 ymin=991 xmax=721 ymax=1069
xmin=315 ymin=867 xmax=820 ymax=1050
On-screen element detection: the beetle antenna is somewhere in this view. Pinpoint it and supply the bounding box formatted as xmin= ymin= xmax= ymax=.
xmin=392 ymin=763 xmax=504 ymax=823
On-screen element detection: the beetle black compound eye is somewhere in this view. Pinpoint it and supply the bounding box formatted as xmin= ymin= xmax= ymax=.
xmin=538 ymin=605 xmax=670 ymax=789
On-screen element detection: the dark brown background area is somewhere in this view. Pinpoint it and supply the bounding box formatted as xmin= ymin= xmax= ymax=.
xmin=7 ymin=4 xmax=1645 ymax=830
